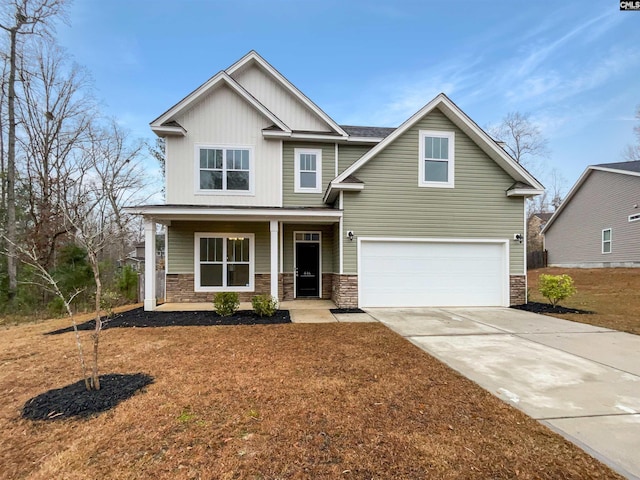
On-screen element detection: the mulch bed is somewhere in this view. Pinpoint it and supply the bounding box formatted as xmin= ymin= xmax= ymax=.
xmin=46 ymin=307 xmax=291 ymax=335
xmin=512 ymin=301 xmax=593 ymax=315
xmin=22 ymin=373 xmax=154 ymax=421
xmin=330 ymin=308 xmax=365 ymax=314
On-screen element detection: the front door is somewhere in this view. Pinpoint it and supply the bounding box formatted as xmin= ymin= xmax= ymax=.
xmin=295 ymin=242 xmax=320 ymax=297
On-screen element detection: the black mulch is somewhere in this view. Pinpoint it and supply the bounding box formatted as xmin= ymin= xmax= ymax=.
xmin=46 ymin=307 xmax=291 ymax=335
xmin=330 ymin=308 xmax=366 ymax=314
xmin=512 ymin=302 xmax=594 ymax=315
xmin=22 ymin=373 xmax=154 ymax=421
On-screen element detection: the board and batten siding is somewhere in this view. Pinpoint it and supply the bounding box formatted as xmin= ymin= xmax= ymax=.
xmin=342 ymin=108 xmax=525 ymax=275
xmin=166 ymin=84 xmax=281 ymax=207
xmin=167 ymin=221 xmax=271 ymax=274
xmin=281 ymin=224 xmax=335 ymax=273
xmin=545 ymin=170 xmax=640 ymax=266
xmin=230 ymin=65 xmax=330 ymax=132
xmin=282 ymin=142 xmax=336 ymax=207
xmin=338 ymin=145 xmax=372 ymax=173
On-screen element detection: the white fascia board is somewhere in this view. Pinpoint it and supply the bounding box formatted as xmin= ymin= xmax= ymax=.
xmin=506 ymin=188 xmax=544 ymax=197
xmin=346 ymin=136 xmax=384 ymax=144
xmin=262 ymin=130 xmax=379 ymax=144
xmin=590 ymin=165 xmax=640 ymax=178
xmin=124 ymin=206 xmax=342 ymax=221
xmin=226 ymin=51 xmax=348 ymax=137
xmin=150 ymin=71 xmax=290 ymax=133
xmin=333 ymin=93 xmax=544 ymax=191
xmin=323 ymin=182 xmax=364 ymax=203
xmin=150 ymin=125 xmax=186 ymax=137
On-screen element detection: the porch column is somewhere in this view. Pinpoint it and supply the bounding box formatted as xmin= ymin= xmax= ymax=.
xmin=270 ymin=220 xmax=279 ymax=301
xmin=144 ymin=218 xmax=157 ymax=311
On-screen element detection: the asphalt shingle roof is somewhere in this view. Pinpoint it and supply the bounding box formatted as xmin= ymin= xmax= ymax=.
xmin=340 ymin=125 xmax=396 ymax=138
xmin=594 ymin=160 xmax=640 ymax=173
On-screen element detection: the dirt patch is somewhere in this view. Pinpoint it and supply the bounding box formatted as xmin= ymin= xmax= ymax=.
xmin=46 ymin=307 xmax=291 ymax=335
xmin=22 ymin=373 xmax=154 ymax=421
xmin=513 ymin=302 xmax=593 ymax=315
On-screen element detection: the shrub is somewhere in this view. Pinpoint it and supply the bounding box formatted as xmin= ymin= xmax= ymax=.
xmin=538 ymin=274 xmax=577 ymax=307
xmin=100 ymin=289 xmax=121 ymax=318
xmin=213 ymin=292 xmax=240 ymax=316
xmin=251 ymin=294 xmax=278 ymax=317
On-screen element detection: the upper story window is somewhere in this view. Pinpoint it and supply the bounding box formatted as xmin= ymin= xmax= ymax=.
xmin=294 ymin=148 xmax=322 ymax=193
xmin=197 ymin=145 xmax=253 ymax=194
xmin=602 ymin=228 xmax=612 ymax=254
xmin=419 ymin=130 xmax=455 ymax=188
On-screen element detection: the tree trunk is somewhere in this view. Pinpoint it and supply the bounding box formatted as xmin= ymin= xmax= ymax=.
xmin=6 ymin=26 xmax=17 ymax=300
xmin=89 ymin=249 xmax=101 ymax=391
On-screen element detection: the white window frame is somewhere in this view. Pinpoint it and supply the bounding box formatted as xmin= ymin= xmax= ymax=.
xmin=418 ymin=130 xmax=455 ymax=188
xmin=194 ymin=232 xmax=255 ymax=292
xmin=629 ymin=213 xmax=640 ymax=222
xmin=195 ymin=144 xmax=254 ymax=195
xmin=294 ymin=148 xmax=322 ymax=193
xmin=602 ymin=228 xmax=612 ymax=254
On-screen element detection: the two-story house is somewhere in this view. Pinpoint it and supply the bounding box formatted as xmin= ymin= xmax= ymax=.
xmin=128 ymin=51 xmax=543 ymax=311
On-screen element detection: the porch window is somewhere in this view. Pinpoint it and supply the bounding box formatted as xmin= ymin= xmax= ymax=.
xmin=195 ymin=233 xmax=254 ymax=291
xmin=419 ymin=130 xmax=455 ymax=188
xmin=197 ymin=146 xmax=252 ymax=193
xmin=294 ymin=148 xmax=322 ymax=193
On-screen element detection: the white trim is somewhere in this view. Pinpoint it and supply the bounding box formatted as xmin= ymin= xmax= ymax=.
xmin=144 ymin=219 xmax=157 ymax=311
xmin=277 ymin=140 xmax=283 ymax=207
xmin=164 ymin=228 xmax=168 ymax=301
xmin=325 ymin=93 xmax=544 ymax=203
xmin=262 ymin=130 xmax=380 ymax=144
xmin=629 ymin=213 xmax=640 ymax=222
xmin=339 ymin=191 xmax=344 ymax=275
xmin=194 ymin=144 xmax=255 ymax=196
xmin=602 ymin=228 xmax=612 ymax=254
xmin=151 ymin=125 xmax=186 ymax=137
xmin=279 ymin=221 xmax=283 ymax=273
xmin=293 ymin=231 xmax=322 ymax=299
xmin=418 ymin=130 xmax=455 ymax=188
xmin=591 ymin=165 xmax=640 ymax=178
xmin=226 ymin=51 xmax=347 ymax=137
xmin=151 ymin=71 xmax=290 ymax=133
xmin=507 ymin=188 xmax=545 ymax=197
xmin=194 ymin=232 xmax=255 ymax=292
xmin=356 ymin=236 xmax=510 ymax=308
xmin=269 ymin=220 xmax=279 ymax=300
xmin=334 ymin=143 xmax=338 ymax=177
xmin=294 ymin=148 xmax=323 ymax=193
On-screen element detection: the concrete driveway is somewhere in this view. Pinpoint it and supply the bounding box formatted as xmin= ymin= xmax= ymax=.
xmin=367 ymin=307 xmax=640 ymax=480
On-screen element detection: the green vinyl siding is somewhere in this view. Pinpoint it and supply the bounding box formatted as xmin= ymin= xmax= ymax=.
xmin=342 ymin=108 xmax=525 ymax=275
xmin=283 ymin=142 xmax=335 ymax=207
xmin=282 ymin=224 xmax=335 ymax=273
xmin=167 ymin=221 xmax=271 ymax=274
xmin=338 ymin=144 xmax=372 ymax=173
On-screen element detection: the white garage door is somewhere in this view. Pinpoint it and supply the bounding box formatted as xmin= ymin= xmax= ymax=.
xmin=359 ymin=240 xmax=508 ymax=307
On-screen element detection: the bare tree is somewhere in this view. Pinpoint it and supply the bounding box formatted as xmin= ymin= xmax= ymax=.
xmin=18 ymin=39 xmax=94 ymax=268
xmin=148 ymin=136 xmax=165 ymax=199
xmin=623 ymin=105 xmax=640 ymax=162
xmin=0 ymin=0 xmax=67 ymax=301
xmin=487 ymin=111 xmax=550 ymax=173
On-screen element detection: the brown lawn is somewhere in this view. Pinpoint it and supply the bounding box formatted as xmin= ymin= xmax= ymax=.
xmin=0 ymin=310 xmax=621 ymax=480
xmin=528 ymin=267 xmax=640 ymax=335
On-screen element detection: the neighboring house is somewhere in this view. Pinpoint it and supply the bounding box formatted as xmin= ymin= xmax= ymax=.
xmin=543 ymin=160 xmax=640 ymax=267
xmin=124 ymin=236 xmax=166 ymax=272
xmin=528 ymin=212 xmax=553 ymax=252
xmin=127 ymin=51 xmax=543 ymax=311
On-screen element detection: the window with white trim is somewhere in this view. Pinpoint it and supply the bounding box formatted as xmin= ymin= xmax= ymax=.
xmin=195 ymin=233 xmax=254 ymax=291
xmin=198 ymin=146 xmax=251 ymax=192
xmin=629 ymin=213 xmax=640 ymax=222
xmin=294 ymin=148 xmax=322 ymax=193
xmin=602 ymin=228 xmax=612 ymax=254
xmin=419 ymin=130 xmax=455 ymax=188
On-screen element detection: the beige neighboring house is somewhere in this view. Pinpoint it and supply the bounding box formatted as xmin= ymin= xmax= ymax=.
xmin=543 ymin=160 xmax=640 ymax=267
xmin=126 ymin=51 xmax=543 ymax=311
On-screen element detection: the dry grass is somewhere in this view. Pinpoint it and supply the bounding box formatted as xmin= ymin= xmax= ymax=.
xmin=0 ymin=311 xmax=621 ymax=479
xmin=528 ymin=267 xmax=640 ymax=335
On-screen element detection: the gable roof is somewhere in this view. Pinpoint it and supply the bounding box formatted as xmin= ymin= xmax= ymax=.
xmin=226 ymin=51 xmax=348 ymax=137
xmin=541 ymin=160 xmax=640 ymax=234
xmin=150 ymin=70 xmax=290 ymax=135
xmin=324 ymin=93 xmax=544 ymax=202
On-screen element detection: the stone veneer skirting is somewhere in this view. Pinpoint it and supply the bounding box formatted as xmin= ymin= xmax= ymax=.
xmin=165 ymin=273 xmax=270 ymax=303
xmin=331 ymin=274 xmax=358 ymax=309
xmin=509 ymin=275 xmax=526 ymax=306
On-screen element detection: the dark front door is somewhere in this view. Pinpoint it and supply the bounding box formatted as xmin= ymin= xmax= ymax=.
xmin=296 ymin=242 xmax=320 ymax=297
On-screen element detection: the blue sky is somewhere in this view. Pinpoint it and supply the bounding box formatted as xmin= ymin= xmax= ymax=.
xmin=55 ymin=0 xmax=640 ymax=192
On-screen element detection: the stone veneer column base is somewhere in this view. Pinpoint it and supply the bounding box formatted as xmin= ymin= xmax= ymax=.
xmin=279 ymin=273 xmax=332 ymax=301
xmin=331 ymin=274 xmax=358 ymax=308
xmin=510 ymin=275 xmax=526 ymax=306
xmin=165 ymin=273 xmax=270 ymax=303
